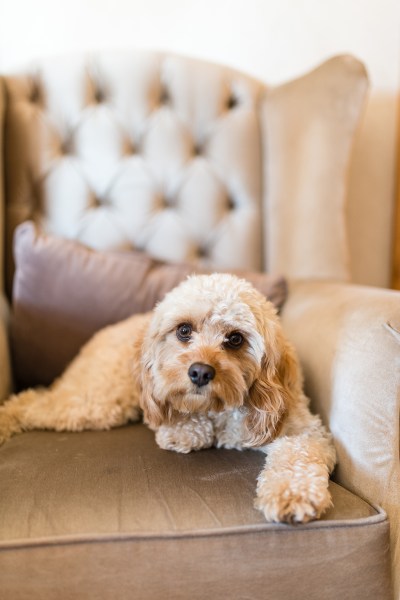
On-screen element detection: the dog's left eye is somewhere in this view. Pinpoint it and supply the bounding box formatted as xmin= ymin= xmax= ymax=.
xmin=176 ymin=323 xmax=192 ymax=342
xmin=225 ymin=332 xmax=244 ymax=349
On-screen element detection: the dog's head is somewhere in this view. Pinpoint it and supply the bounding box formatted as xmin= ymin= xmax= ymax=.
xmin=139 ymin=273 xmax=300 ymax=447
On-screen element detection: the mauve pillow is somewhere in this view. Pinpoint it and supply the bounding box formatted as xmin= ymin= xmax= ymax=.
xmin=11 ymin=222 xmax=288 ymax=389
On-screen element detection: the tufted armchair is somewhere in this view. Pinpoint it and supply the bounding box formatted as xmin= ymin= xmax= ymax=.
xmin=0 ymin=51 xmax=398 ymax=600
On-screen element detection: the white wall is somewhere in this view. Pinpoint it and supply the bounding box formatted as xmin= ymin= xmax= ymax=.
xmin=1 ymin=0 xmax=399 ymax=286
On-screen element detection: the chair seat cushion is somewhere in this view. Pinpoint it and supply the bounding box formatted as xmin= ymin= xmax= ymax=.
xmin=0 ymin=425 xmax=391 ymax=600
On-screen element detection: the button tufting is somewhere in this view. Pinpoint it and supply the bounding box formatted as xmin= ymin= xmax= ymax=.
xmin=197 ymin=246 xmax=208 ymax=258
xmin=227 ymin=94 xmax=238 ymax=110
xmin=159 ymin=86 xmax=170 ymax=104
xmin=90 ymin=195 xmax=102 ymax=208
xmin=193 ymin=142 xmax=203 ymax=156
xmin=60 ymin=137 xmax=74 ymax=155
xmin=161 ymin=195 xmax=175 ymax=208
xmin=94 ymin=88 xmax=105 ymax=103
xmin=29 ymin=83 xmax=41 ymax=104
xmin=8 ymin=52 xmax=261 ymax=274
xmin=123 ymin=139 xmax=136 ymax=156
xmin=227 ymin=196 xmax=236 ymax=210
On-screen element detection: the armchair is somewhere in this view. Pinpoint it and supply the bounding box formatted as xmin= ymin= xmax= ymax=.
xmin=0 ymin=50 xmax=398 ymax=599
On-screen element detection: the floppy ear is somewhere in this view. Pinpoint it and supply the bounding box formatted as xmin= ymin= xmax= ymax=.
xmin=244 ymin=329 xmax=301 ymax=447
xmin=140 ymin=367 xmax=173 ymax=430
xmin=140 ymin=379 xmax=165 ymax=430
xmin=133 ymin=318 xmax=173 ymax=430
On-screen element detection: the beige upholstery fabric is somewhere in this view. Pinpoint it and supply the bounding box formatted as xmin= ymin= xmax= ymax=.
xmin=262 ymin=56 xmax=368 ymax=280
xmin=3 ymin=52 xmax=368 ymax=296
xmin=0 ymin=425 xmax=392 ymax=600
xmin=281 ymin=280 xmax=400 ymax=597
xmin=3 ymin=52 xmax=264 ymax=295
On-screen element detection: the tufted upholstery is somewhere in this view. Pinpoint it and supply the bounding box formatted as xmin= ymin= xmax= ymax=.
xmin=4 ymin=52 xmax=264 ymax=293
xmin=3 ymin=51 xmax=370 ymax=296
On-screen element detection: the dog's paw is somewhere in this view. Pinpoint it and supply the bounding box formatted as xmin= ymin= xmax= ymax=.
xmin=0 ymin=410 xmax=20 ymax=447
xmin=155 ymin=414 xmax=214 ymax=454
xmin=0 ymin=430 xmax=10 ymax=446
xmin=255 ymin=468 xmax=332 ymax=524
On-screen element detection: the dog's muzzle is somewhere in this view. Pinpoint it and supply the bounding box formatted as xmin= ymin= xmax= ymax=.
xmin=188 ymin=363 xmax=216 ymax=388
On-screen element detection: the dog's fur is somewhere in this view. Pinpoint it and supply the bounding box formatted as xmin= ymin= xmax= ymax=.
xmin=0 ymin=274 xmax=336 ymax=523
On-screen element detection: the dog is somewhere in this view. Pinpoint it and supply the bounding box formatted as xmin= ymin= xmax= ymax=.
xmin=0 ymin=273 xmax=336 ymax=523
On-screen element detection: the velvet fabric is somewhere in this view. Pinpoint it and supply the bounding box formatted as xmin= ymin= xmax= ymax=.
xmin=282 ymin=280 xmax=400 ymax=598
xmin=3 ymin=53 xmax=367 ymax=296
xmin=0 ymin=425 xmax=392 ymax=600
xmin=262 ymin=56 xmax=368 ymax=281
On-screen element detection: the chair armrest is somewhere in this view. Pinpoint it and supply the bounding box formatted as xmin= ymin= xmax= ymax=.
xmin=281 ymin=280 xmax=399 ymax=591
xmin=0 ymin=294 xmax=12 ymax=402
xmin=281 ymin=280 xmax=400 ymax=499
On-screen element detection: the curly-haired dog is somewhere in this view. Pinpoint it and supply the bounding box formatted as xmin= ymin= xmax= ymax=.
xmin=0 ymin=274 xmax=336 ymax=523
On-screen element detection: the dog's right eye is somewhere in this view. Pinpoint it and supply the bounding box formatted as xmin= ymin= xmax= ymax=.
xmin=176 ymin=323 xmax=192 ymax=342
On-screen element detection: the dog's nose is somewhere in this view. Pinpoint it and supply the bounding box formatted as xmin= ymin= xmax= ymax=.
xmin=188 ymin=362 xmax=216 ymax=387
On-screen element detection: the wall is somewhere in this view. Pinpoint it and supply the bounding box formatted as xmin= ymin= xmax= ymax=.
xmin=0 ymin=0 xmax=399 ymax=286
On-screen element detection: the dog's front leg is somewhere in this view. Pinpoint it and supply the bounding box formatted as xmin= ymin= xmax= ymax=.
xmin=155 ymin=413 xmax=215 ymax=454
xmin=255 ymin=415 xmax=336 ymax=524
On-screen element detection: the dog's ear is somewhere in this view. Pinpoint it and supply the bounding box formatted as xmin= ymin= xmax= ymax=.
xmin=140 ymin=367 xmax=173 ymax=430
xmin=134 ymin=318 xmax=173 ymax=430
xmin=244 ymin=329 xmax=301 ymax=447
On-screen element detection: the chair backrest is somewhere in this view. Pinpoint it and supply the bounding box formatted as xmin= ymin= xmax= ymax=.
xmin=0 ymin=50 xmax=369 ymax=295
